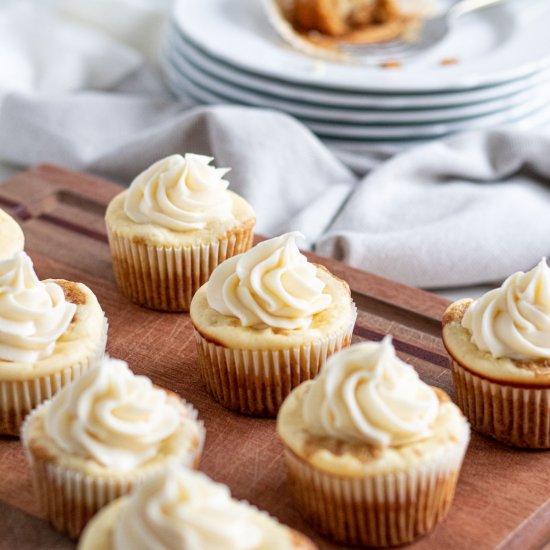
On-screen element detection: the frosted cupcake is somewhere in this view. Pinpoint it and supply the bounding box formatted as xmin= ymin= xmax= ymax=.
xmin=442 ymin=258 xmax=550 ymax=448
xmin=105 ymin=154 xmax=256 ymax=311
xmin=0 ymin=252 xmax=106 ymax=435
xmin=277 ymin=337 xmax=470 ymax=547
xmin=79 ymin=463 xmax=316 ymax=550
xmin=190 ymin=232 xmax=356 ymax=417
xmin=0 ymin=208 xmax=24 ymax=259
xmin=22 ymin=357 xmax=205 ymax=538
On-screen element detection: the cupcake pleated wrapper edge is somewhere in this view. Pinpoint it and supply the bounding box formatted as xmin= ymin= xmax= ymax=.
xmin=283 ymin=436 xmax=469 ymax=547
xmin=0 ymin=317 xmax=108 ymax=437
xmin=21 ymin=397 xmax=205 ymax=539
xmin=451 ymin=360 xmax=550 ymax=449
xmin=106 ymin=220 xmax=255 ymax=312
xmin=193 ymin=304 xmax=357 ymax=417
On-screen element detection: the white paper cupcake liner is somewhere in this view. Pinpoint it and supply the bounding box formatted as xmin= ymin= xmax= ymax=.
xmin=21 ymin=398 xmax=205 ymax=539
xmin=283 ymin=437 xmax=468 ymax=547
xmin=107 ymin=221 xmax=254 ymax=312
xmin=194 ymin=305 xmax=357 ymax=417
xmin=0 ymin=318 xmax=108 ymax=437
xmin=452 ymin=360 xmax=550 ymax=449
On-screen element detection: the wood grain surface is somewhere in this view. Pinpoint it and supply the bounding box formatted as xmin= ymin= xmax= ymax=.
xmin=0 ymin=165 xmax=549 ymax=550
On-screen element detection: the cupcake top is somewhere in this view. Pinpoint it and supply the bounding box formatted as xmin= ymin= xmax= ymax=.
xmin=0 ymin=208 xmax=24 ymax=260
xmin=442 ymin=259 xmax=550 ymax=385
xmin=105 ymin=154 xmax=255 ymax=247
xmin=125 ymin=154 xmax=233 ymax=231
xmin=303 ymin=336 xmax=439 ymax=447
xmin=0 ymin=252 xmax=76 ymax=363
xmin=207 ymin=232 xmax=332 ymax=330
xmin=190 ymin=232 xmax=354 ymax=349
xmin=462 ymin=259 xmax=550 ymax=360
xmin=109 ymin=464 xmax=313 ymax=550
xmin=42 ymin=357 xmax=197 ymax=471
xmin=278 ymin=338 xmax=469 ymax=476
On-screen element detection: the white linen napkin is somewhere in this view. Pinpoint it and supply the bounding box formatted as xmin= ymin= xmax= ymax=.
xmin=58 ymin=0 xmax=175 ymax=64
xmin=0 ymin=1 xmax=549 ymax=289
xmin=0 ymin=0 xmax=144 ymax=95
xmin=317 ymin=130 xmax=550 ymax=287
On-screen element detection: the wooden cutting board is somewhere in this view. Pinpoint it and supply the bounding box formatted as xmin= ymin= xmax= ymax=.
xmin=0 ymin=165 xmax=549 ymax=550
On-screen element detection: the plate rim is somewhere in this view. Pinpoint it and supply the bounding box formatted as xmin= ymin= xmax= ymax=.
xmin=172 ymin=0 xmax=550 ymax=93
xmin=165 ymin=42 xmax=550 ymax=125
xmin=167 ymin=23 xmax=550 ymax=110
xmin=164 ymin=60 xmax=550 ymax=140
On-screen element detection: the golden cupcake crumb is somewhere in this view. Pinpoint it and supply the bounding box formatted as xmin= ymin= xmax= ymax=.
xmin=440 ymin=57 xmax=459 ymax=66
xmin=380 ymin=59 xmax=402 ymax=69
xmin=53 ymin=279 xmax=87 ymax=305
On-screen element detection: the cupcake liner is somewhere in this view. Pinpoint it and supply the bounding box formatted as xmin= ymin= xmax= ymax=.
xmin=283 ymin=439 xmax=468 ymax=547
xmin=21 ymin=398 xmax=205 ymax=539
xmin=107 ymin=220 xmax=254 ymax=312
xmin=0 ymin=318 xmax=108 ymax=437
xmin=194 ymin=305 xmax=357 ymax=417
xmin=452 ymin=360 xmax=550 ymax=449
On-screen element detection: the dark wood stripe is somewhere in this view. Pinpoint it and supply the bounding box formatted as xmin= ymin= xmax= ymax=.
xmin=0 ymin=196 xmax=18 ymax=208
xmin=354 ymin=325 xmax=450 ymax=369
xmin=38 ymin=213 xmax=108 ymax=244
xmin=0 ymin=197 xmax=32 ymax=221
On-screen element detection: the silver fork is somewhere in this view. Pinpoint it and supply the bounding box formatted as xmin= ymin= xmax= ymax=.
xmin=343 ymin=0 xmax=506 ymax=62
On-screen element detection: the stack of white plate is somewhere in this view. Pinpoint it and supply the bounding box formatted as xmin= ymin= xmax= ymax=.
xmin=162 ymin=0 xmax=550 ymax=152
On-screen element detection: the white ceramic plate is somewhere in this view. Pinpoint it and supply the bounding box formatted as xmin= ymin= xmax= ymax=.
xmin=172 ymin=0 xmax=550 ymax=92
xmin=323 ymin=104 xmax=550 ymax=149
xmin=165 ymin=40 xmax=550 ymax=124
xmin=168 ymin=21 xmax=550 ymax=109
xmin=164 ymin=61 xmax=550 ymax=140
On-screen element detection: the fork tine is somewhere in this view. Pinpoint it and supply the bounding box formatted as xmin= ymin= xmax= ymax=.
xmin=345 ymin=39 xmax=407 ymax=51
xmin=343 ymin=40 xmax=409 ymax=54
xmin=343 ymin=43 xmax=412 ymax=60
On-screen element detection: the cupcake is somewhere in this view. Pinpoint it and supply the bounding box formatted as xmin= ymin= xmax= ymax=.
xmin=79 ymin=462 xmax=316 ymax=550
xmin=21 ymin=356 xmax=205 ymax=538
xmin=190 ymin=232 xmax=356 ymax=417
xmin=0 ymin=252 xmax=107 ymax=435
xmin=442 ymin=258 xmax=550 ymax=448
xmin=0 ymin=208 xmax=24 ymax=260
xmin=105 ymin=154 xmax=256 ymax=311
xmin=277 ymin=337 xmax=470 ymax=547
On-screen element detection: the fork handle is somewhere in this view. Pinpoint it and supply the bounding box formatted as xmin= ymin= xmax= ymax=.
xmin=449 ymin=0 xmax=504 ymax=20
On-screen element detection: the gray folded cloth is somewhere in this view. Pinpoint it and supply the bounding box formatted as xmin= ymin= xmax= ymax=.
xmin=1 ymin=86 xmax=550 ymax=289
xmin=318 ymin=130 xmax=550 ymax=287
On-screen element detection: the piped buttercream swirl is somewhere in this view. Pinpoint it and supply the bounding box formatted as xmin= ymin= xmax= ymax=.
xmin=124 ymin=154 xmax=233 ymax=231
xmin=113 ymin=464 xmax=290 ymax=550
xmin=462 ymin=258 xmax=550 ymax=360
xmin=302 ymin=337 xmax=439 ymax=447
xmin=206 ymin=232 xmax=331 ymax=330
xmin=0 ymin=209 xmax=24 ymax=260
xmin=0 ymin=252 xmax=76 ymax=362
xmin=45 ymin=357 xmax=181 ymax=470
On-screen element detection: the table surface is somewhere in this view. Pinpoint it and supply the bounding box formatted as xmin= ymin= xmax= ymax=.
xmin=0 ymin=164 xmax=549 ymax=550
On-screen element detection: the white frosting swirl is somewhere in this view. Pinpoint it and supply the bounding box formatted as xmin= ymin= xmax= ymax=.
xmin=124 ymin=154 xmax=233 ymax=231
xmin=0 ymin=252 xmax=76 ymax=362
xmin=113 ymin=464 xmax=288 ymax=550
xmin=45 ymin=357 xmax=181 ymax=470
xmin=0 ymin=208 xmax=24 ymax=260
xmin=462 ymin=258 xmax=550 ymax=360
xmin=303 ymin=337 xmax=439 ymax=447
xmin=207 ymin=232 xmax=331 ymax=330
